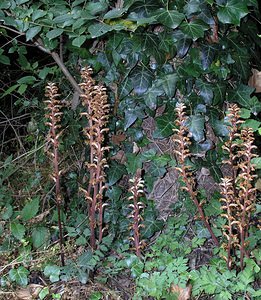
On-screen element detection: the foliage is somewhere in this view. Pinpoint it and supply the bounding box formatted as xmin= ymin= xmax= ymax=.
xmin=0 ymin=0 xmax=260 ymax=299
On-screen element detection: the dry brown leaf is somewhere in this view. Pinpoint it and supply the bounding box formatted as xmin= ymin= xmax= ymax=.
xmin=16 ymin=284 xmax=44 ymax=300
xmin=111 ymin=133 xmax=126 ymax=145
xmin=248 ymin=68 xmax=261 ymax=93
xmin=170 ymin=283 xmax=192 ymax=300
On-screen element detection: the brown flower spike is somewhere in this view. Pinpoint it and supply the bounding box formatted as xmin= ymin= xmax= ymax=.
xmin=80 ymin=67 xmax=110 ymax=249
xmin=128 ymin=169 xmax=145 ymax=257
xmin=220 ymin=104 xmax=257 ymax=270
xmin=173 ymin=103 xmax=219 ymax=246
xmin=44 ymin=83 xmax=65 ymax=265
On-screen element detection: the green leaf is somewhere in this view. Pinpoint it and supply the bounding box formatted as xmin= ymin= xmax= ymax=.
xmin=9 ymin=267 xmax=29 ymax=286
xmin=103 ymin=8 xmax=127 ymax=19
xmin=155 ymin=8 xmax=185 ymax=29
xmin=31 ymin=226 xmax=50 ymax=248
xmin=180 ymin=19 xmax=209 ymax=41
xmin=46 ymin=28 xmax=64 ymax=40
xmin=11 ymin=222 xmax=26 ymax=240
xmin=195 ymin=79 xmax=213 ymax=105
xmin=156 ymin=73 xmax=178 ymax=98
xmin=26 ymin=26 xmax=41 ymax=41
xmin=0 ymin=84 xmax=20 ymax=98
xmin=17 ymin=76 xmax=36 ymax=84
xmin=107 ymin=161 xmax=126 ymax=186
xmin=44 ymin=265 xmax=60 ymax=283
xmin=187 ymin=115 xmax=205 ymax=142
xmin=217 ymin=0 xmax=248 ymax=26
xmin=39 ymin=287 xmax=49 ymax=300
xmin=0 ymin=54 xmax=10 ymax=65
xmin=154 ymin=110 xmax=176 ymax=138
xmin=32 ymin=9 xmax=47 ymax=21
xmin=251 ymin=157 xmax=261 ymax=169
xmin=130 ymin=66 xmax=154 ymax=95
xmin=21 ymin=197 xmax=40 ymax=221
xmin=126 ymin=153 xmax=142 ymax=174
xmin=228 ymin=84 xmax=255 ymax=108
xmin=72 ymin=35 xmax=87 ymax=47
xmin=242 ymin=119 xmax=261 ymax=131
xmin=88 ymin=23 xmax=112 ymax=38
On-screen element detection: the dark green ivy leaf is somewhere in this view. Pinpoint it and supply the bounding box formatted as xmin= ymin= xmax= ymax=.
xmin=130 ymin=66 xmax=154 ymax=95
xmin=180 ymin=19 xmax=209 ymax=41
xmin=187 ymin=115 xmax=205 ymax=142
xmin=154 ymin=8 xmax=185 ymax=29
xmin=195 ymin=79 xmax=213 ymax=105
xmin=228 ymin=84 xmax=255 ymax=108
xmin=217 ymin=0 xmax=248 ymax=26
xmin=172 ymin=31 xmax=192 ymax=58
xmin=107 ymin=161 xmax=126 ymax=186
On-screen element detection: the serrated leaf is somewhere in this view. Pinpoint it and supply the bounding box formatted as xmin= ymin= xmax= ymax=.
xmin=217 ymin=0 xmax=248 ymax=26
xmin=11 ymin=222 xmax=26 ymax=240
xmin=32 ymin=226 xmax=50 ymax=249
xmin=21 ymin=197 xmax=39 ymax=221
xmin=187 ymin=115 xmax=205 ymax=142
xmin=180 ymin=19 xmax=209 ymax=41
xmin=26 ymin=26 xmax=41 ymax=41
xmin=46 ymin=28 xmax=64 ymax=40
xmin=9 ymin=267 xmax=29 ymax=286
xmin=155 ymin=8 xmax=185 ymax=29
xmin=72 ymin=35 xmax=87 ymax=47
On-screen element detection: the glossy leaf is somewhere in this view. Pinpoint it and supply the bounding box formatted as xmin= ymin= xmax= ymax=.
xmin=155 ymin=8 xmax=185 ymax=29
xmin=217 ymin=0 xmax=248 ymax=26
xmin=26 ymin=26 xmax=41 ymax=41
xmin=187 ymin=115 xmax=205 ymax=142
xmin=107 ymin=161 xmax=126 ymax=186
xmin=130 ymin=66 xmax=154 ymax=95
xmin=180 ymin=19 xmax=209 ymax=41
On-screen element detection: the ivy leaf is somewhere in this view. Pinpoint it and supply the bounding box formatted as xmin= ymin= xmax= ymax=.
xmin=242 ymin=119 xmax=261 ymax=131
xmin=213 ymin=83 xmax=226 ymax=105
xmin=154 ymin=110 xmax=176 ymax=138
xmin=144 ymin=85 xmax=163 ymax=109
xmin=155 ymin=8 xmax=185 ymax=29
xmin=126 ymin=153 xmax=143 ymax=174
xmin=156 ymin=73 xmax=178 ymax=98
xmin=46 ymin=28 xmax=64 ymax=40
xmin=11 ymin=222 xmax=26 ymax=240
xmin=172 ymin=30 xmax=192 ymax=58
xmin=180 ymin=19 xmax=209 ymax=41
xmin=44 ymin=265 xmax=60 ymax=283
xmin=107 ymin=161 xmax=126 ymax=186
xmin=187 ymin=115 xmax=205 ymax=142
xmin=195 ymin=79 xmax=213 ymax=105
xmin=26 ymin=26 xmax=41 ymax=41
xmin=21 ymin=197 xmax=40 ymax=221
xmin=201 ymin=44 xmax=216 ymax=70
xmin=130 ymin=66 xmax=154 ymax=95
xmin=217 ymin=0 xmax=248 ymax=26
xmin=31 ymin=226 xmax=50 ymax=249
xmin=9 ymin=267 xmax=29 ymax=286
xmin=228 ymin=84 xmax=255 ymax=108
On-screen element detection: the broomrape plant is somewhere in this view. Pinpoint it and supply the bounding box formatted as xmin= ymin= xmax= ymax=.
xmin=79 ymin=67 xmax=110 ymax=250
xmin=44 ymin=83 xmax=65 ymax=265
xmin=173 ymin=102 xmax=219 ymax=246
xmin=220 ymin=104 xmax=257 ymax=270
